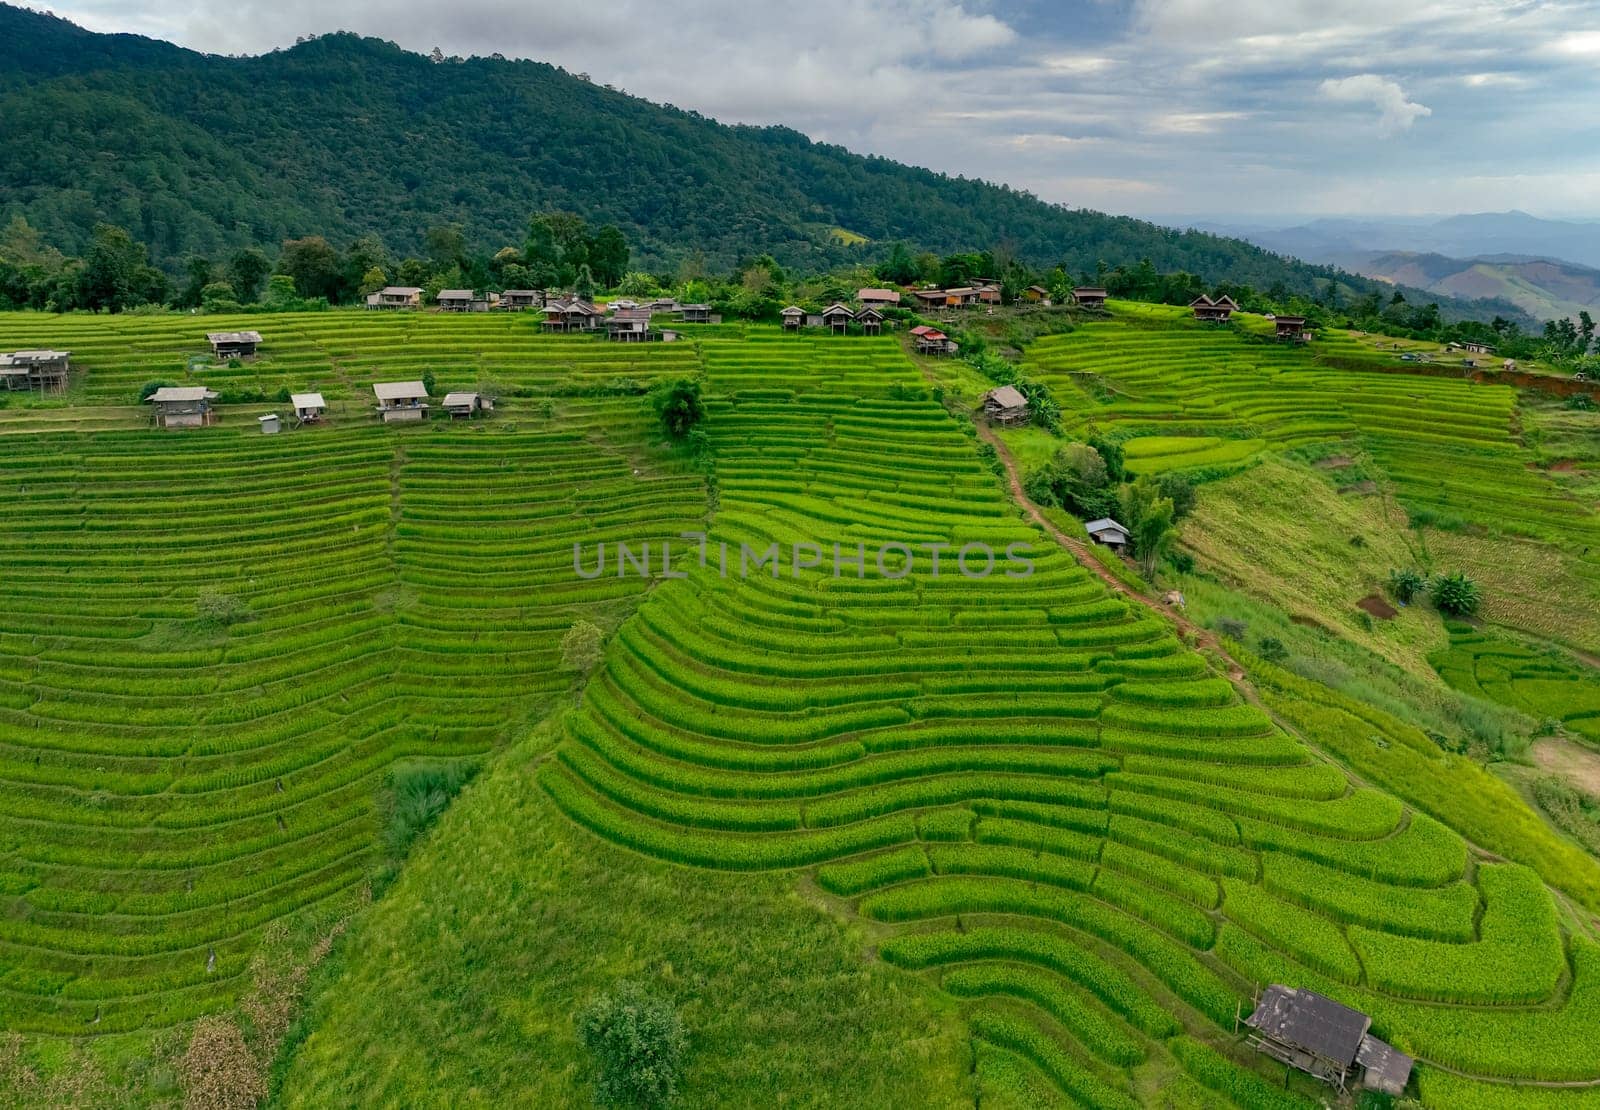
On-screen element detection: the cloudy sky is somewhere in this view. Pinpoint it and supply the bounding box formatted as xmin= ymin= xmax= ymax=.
xmin=46 ymin=0 xmax=1600 ymax=220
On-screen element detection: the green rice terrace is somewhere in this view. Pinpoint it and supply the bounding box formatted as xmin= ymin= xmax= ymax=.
xmin=2 ymin=308 xmax=1600 ymax=1107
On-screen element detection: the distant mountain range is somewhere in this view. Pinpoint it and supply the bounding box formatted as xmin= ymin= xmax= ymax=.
xmin=1333 ymin=252 xmax=1600 ymax=323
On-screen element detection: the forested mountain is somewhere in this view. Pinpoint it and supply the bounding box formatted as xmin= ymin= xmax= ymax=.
xmin=0 ymin=2 xmax=1492 ymax=314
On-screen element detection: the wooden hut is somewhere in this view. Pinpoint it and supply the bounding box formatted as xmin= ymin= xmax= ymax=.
xmin=1274 ymin=315 xmax=1310 ymax=342
xmin=541 ymin=299 xmax=603 ymax=332
xmin=207 ymin=331 xmax=262 ymax=360
xmin=0 ymin=350 xmax=71 ymax=393
xmin=982 ymin=385 xmax=1029 ymax=426
xmin=373 ymin=381 xmax=429 ymax=422
xmin=1244 ymin=986 xmax=1412 ymax=1097
xmin=607 ymin=308 xmax=653 ymax=342
xmin=679 ymin=304 xmax=714 ymax=325
xmin=780 ymin=306 xmax=805 ymax=331
xmin=498 ymin=289 xmax=544 ymax=310
xmin=146 ymin=386 xmax=219 ymax=429
xmin=436 ymin=289 xmax=476 ymax=312
xmin=1022 ymin=285 xmax=1050 ymax=303
xmin=912 ymin=289 xmax=952 ymax=310
xmin=976 ymin=285 xmax=1002 ymax=305
xmin=821 ymin=304 xmax=856 ymax=334
xmin=911 ymin=325 xmax=955 ymax=356
xmin=856 ymin=307 xmax=885 ymax=335
xmin=290 ymin=392 xmax=327 ymax=426
xmin=1190 ymin=295 xmax=1236 ymax=323
xmin=366 ymin=286 xmax=423 ymax=310
xmin=1083 ymin=517 xmax=1130 ymax=551
xmin=442 ymin=391 xmax=489 ymax=418
xmin=1072 ymin=287 xmax=1108 ymax=309
xmin=857 ymin=288 xmax=901 ymax=308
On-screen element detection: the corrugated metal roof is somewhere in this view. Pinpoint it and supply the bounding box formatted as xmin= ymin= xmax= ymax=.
xmin=985 ymin=385 xmax=1028 ymax=409
xmin=207 ymin=331 xmax=262 ymax=344
xmin=1246 ymin=986 xmax=1368 ymax=1067
xmin=147 ymin=386 xmax=217 ymax=403
xmin=437 ymin=289 xmax=474 ymax=300
xmin=441 ymin=392 xmax=480 ymax=407
xmin=1356 ymin=1034 xmax=1413 ymax=1096
xmin=373 ymin=381 xmax=429 ymax=401
xmin=290 ymin=392 xmax=326 ymax=409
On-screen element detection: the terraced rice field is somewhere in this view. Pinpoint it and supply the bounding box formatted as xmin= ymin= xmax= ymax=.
xmin=0 ymin=312 xmax=706 ymax=1033
xmin=536 ymin=330 xmax=1600 ymax=1104
xmin=4 ymin=312 xmax=1600 ymax=1106
xmin=1433 ymin=623 xmax=1600 ymax=743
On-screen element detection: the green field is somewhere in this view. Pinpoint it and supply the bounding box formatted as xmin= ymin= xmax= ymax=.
xmin=3 ymin=309 xmax=1600 ymax=1107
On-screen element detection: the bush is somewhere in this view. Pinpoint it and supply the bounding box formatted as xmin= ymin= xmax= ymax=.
xmin=139 ymin=380 xmax=179 ymax=402
xmin=1388 ymin=567 xmax=1426 ymax=604
xmin=576 ymin=982 xmax=688 ymax=1109
xmin=193 ymin=588 xmax=249 ymax=628
xmin=1217 ymin=618 xmax=1247 ymax=641
xmin=384 ymin=760 xmax=475 ymax=857
xmin=1431 ymin=571 xmax=1482 ymax=617
xmin=649 ymin=377 xmax=706 ymax=440
xmin=562 ymin=619 xmax=606 ymax=676
xmin=1256 ymin=636 xmax=1288 ymax=662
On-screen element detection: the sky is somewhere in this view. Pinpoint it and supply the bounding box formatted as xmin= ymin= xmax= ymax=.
xmin=43 ymin=0 xmax=1600 ymax=221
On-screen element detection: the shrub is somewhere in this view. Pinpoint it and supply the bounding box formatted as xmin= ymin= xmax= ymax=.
xmin=1217 ymin=617 xmax=1247 ymax=641
xmin=576 ymin=982 xmax=688 ymax=1109
xmin=650 ymin=377 xmax=706 ymax=440
xmin=562 ymin=619 xmax=605 ymax=676
xmin=1155 ymin=472 xmax=1196 ymax=520
xmin=194 ymin=588 xmax=249 ymax=628
xmin=1431 ymin=571 xmax=1482 ymax=617
xmin=1388 ymin=568 xmax=1426 ymax=604
xmin=1256 ymin=637 xmax=1288 ymax=663
xmin=384 ymin=760 xmax=475 ymax=858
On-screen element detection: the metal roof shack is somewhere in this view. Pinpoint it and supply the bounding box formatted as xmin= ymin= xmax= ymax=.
xmin=780 ymin=305 xmax=805 ymax=330
xmin=207 ymin=331 xmax=262 ymax=359
xmin=1072 ymin=286 xmax=1108 ymax=309
xmin=1190 ymin=295 xmax=1236 ymax=323
xmin=1275 ymin=315 xmax=1311 ymax=342
xmin=367 ymin=286 xmax=423 ymax=310
xmin=1244 ymin=985 xmax=1412 ymax=1096
xmin=982 ymin=385 xmax=1029 ymax=426
xmin=1084 ymin=517 xmax=1130 ymax=549
xmin=441 ymin=391 xmax=489 ymax=418
xmin=678 ymin=303 xmax=714 ymax=324
xmin=0 ymin=349 xmax=71 ymax=393
xmin=436 ymin=289 xmax=479 ymax=312
xmin=290 ymin=392 xmax=327 ymax=424
xmin=541 ymin=298 xmax=602 ymax=332
xmin=857 ymin=287 xmax=901 ymax=307
xmin=821 ymin=303 xmax=856 ymax=334
xmin=498 ymin=289 xmax=544 ymax=310
xmin=373 ymin=380 xmax=429 ymax=422
xmin=146 ymin=386 xmax=220 ymax=429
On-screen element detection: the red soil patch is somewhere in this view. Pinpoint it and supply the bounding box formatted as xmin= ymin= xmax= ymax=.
xmin=1549 ymin=459 xmax=1578 ymax=472
xmin=1357 ymin=593 xmax=1398 ymax=620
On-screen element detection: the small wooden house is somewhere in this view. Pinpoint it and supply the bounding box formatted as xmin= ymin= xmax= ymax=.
xmin=1022 ymin=285 xmax=1050 ymax=304
xmin=1190 ymin=295 xmax=1236 ymax=323
xmin=911 ymin=325 xmax=955 ymax=357
xmin=982 ymin=385 xmax=1029 ymax=426
xmin=541 ymin=299 xmax=603 ymax=332
xmin=821 ymin=304 xmax=855 ymax=334
xmin=679 ymin=304 xmax=714 ymax=325
xmin=0 ymin=350 xmax=71 ymax=393
xmin=976 ymin=285 xmax=1002 ymax=305
xmin=1084 ymin=517 xmax=1130 ymax=551
xmin=1244 ymin=985 xmax=1412 ymax=1097
xmin=780 ymin=306 xmax=805 ymax=331
xmin=912 ymin=289 xmax=951 ymax=310
xmin=1463 ymin=340 xmax=1496 ymax=355
xmin=290 ymin=392 xmax=327 ymax=425
xmin=607 ymin=308 xmax=653 ymax=342
xmin=436 ymin=289 xmax=477 ymax=312
xmin=373 ymin=381 xmax=430 ymax=422
xmin=1275 ymin=315 xmax=1310 ymax=342
xmin=856 ymin=307 xmax=885 ymax=335
xmin=857 ymin=288 xmax=901 ymax=308
xmin=147 ymin=386 xmax=220 ymax=429
xmin=207 ymin=331 xmax=262 ymax=360
xmin=1073 ymin=287 xmax=1108 ymax=310
xmin=367 ymin=286 xmax=423 ymax=310
xmin=944 ymin=287 xmax=980 ymax=307
xmin=498 ymin=289 xmax=544 ymax=310
xmin=442 ymin=391 xmax=489 ymax=418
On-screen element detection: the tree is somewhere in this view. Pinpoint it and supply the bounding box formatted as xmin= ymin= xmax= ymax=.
xmin=1087 ymin=435 xmax=1125 ymax=482
xmin=560 ymin=620 xmax=605 ymax=677
xmin=199 ymin=281 xmax=238 ymax=312
xmin=359 ymin=266 xmax=388 ymax=297
xmin=651 ymin=377 xmax=706 ymax=440
xmin=262 ymin=274 xmax=300 ymax=310
xmin=179 ymin=256 xmax=213 ymax=308
xmin=76 ymin=224 xmax=148 ymax=312
xmin=574 ymin=263 xmax=597 ymax=301
xmin=425 ymin=224 xmax=467 ymax=270
xmin=876 ymin=241 xmax=919 ymax=286
xmin=576 ymin=982 xmax=687 ymax=1109
xmin=1155 ymin=473 xmax=1196 ymax=521
xmin=278 ymin=236 xmax=344 ymax=302
xmin=228 ymin=247 xmax=271 ymax=303
xmin=1123 ymin=478 xmax=1178 ymax=579
xmin=590 ymin=224 xmax=630 ymax=286
xmin=1431 ymin=571 xmax=1482 ymax=617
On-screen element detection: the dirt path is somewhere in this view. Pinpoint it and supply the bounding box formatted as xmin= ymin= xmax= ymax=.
xmin=1534 ymin=737 xmax=1600 ymax=796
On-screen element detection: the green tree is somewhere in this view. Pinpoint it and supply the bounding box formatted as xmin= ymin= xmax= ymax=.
xmin=1155 ymin=473 xmax=1197 ymax=520
xmin=76 ymin=223 xmax=148 ymax=312
xmin=876 ymin=241 xmax=919 ymax=286
xmin=1431 ymin=571 xmax=1482 ymax=617
xmin=359 ymin=266 xmax=388 ymax=297
xmin=575 ymin=982 xmax=687 ymax=1109
xmin=1123 ymin=477 xmax=1178 ymax=579
xmin=262 ymin=274 xmax=300 ymax=310
xmin=228 ymin=247 xmax=271 ymax=303
xmin=651 ymin=377 xmax=706 ymax=440
xmin=199 ymin=281 xmax=238 ymax=311
xmin=278 ymin=236 xmax=344 ymax=302
xmin=560 ymin=619 xmax=605 ymax=677
xmin=590 ymin=224 xmax=630 ymax=287
xmin=179 ymin=256 xmax=212 ymax=308
xmin=425 ymin=224 xmax=466 ymax=270
xmin=574 ymin=263 xmax=596 ymax=301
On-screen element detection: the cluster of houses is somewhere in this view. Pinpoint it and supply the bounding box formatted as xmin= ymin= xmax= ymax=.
xmin=372 ymin=382 xmax=489 ymax=422
xmin=538 ymin=296 xmax=712 ymax=341
xmin=780 ymin=302 xmax=887 ymax=335
xmin=0 ymin=349 xmax=71 ymax=393
xmin=1190 ymin=295 xmax=1239 ymax=323
xmin=906 ymin=282 xmax=1102 ymax=311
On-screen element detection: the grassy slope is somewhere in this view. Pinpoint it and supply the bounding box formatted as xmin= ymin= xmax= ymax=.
xmin=276 ymin=726 xmax=971 ymax=1108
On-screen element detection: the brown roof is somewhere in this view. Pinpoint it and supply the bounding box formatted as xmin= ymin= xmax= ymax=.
xmin=857 ymin=288 xmax=901 ymax=303
xmin=985 ymin=385 xmax=1027 ymax=409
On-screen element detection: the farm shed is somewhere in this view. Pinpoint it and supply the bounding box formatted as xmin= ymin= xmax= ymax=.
xmin=1190 ymin=295 xmax=1235 ymax=323
xmin=373 ymin=381 xmax=430 ymax=422
xmin=911 ymin=326 xmax=955 ymax=356
xmin=1083 ymin=517 xmax=1130 ymax=550
xmin=0 ymin=349 xmax=71 ymax=393
xmin=821 ymin=304 xmax=856 ymax=334
xmin=678 ymin=304 xmax=714 ymax=324
xmin=290 ymin=392 xmax=327 ymax=425
xmin=1275 ymin=315 xmax=1310 ymax=342
xmin=607 ymin=309 xmax=654 ymax=342
xmin=856 ymin=307 xmax=885 ymax=335
xmin=542 ymin=298 xmax=602 ymax=332
xmin=857 ymin=288 xmax=901 ymax=308
xmin=146 ymin=386 xmax=219 ymax=428
xmin=207 ymin=331 xmax=262 ymax=359
xmin=976 ymin=285 xmax=1001 ymax=305
xmin=367 ymin=286 xmax=423 ymax=310
xmin=442 ymin=391 xmax=488 ymax=418
xmin=1072 ymin=287 xmax=1108 ymax=309
xmin=1244 ymin=986 xmax=1412 ymax=1096
xmin=1022 ymin=285 xmax=1050 ymax=303
xmin=943 ymin=286 xmax=980 ymax=307
xmin=498 ymin=289 xmax=544 ymax=310
xmin=258 ymin=413 xmax=280 ymax=435
xmin=982 ymin=385 xmax=1029 ymax=426
xmin=436 ymin=289 xmax=480 ymax=312
xmin=912 ymin=289 xmax=953 ymax=309
xmin=781 ymin=306 xmax=805 ymax=330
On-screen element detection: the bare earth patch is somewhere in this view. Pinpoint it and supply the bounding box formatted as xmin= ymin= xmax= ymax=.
xmin=1534 ymin=737 xmax=1600 ymax=797
xmin=1314 ymin=455 xmax=1354 ymax=469
xmin=1357 ymin=593 xmax=1398 ymax=620
xmin=1338 ymin=480 xmax=1378 ymax=495
xmin=1548 ymin=459 xmax=1578 ymax=472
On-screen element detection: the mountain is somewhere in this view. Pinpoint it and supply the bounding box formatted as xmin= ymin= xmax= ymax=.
xmin=1195 ymin=212 xmax=1600 ymax=278
xmin=0 ymin=4 xmax=1507 ymax=317
xmin=1335 ymin=250 xmax=1600 ymax=323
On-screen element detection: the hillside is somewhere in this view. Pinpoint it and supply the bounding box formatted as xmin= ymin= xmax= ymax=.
xmin=0 ymin=5 xmax=1497 ymax=313
xmin=1338 ymin=250 xmax=1600 ymax=322
xmin=2 ymin=308 xmax=1599 ymax=1107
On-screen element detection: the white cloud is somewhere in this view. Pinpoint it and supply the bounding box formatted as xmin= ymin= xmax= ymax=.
xmin=1319 ymin=74 xmax=1432 ymax=135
